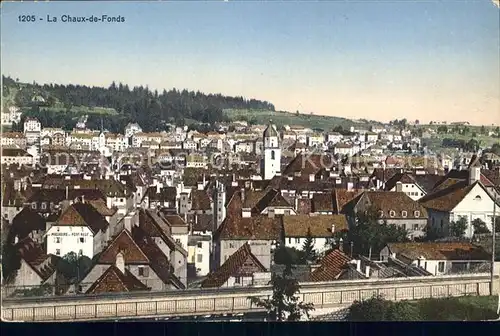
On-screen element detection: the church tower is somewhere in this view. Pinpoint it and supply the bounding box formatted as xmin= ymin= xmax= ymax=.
xmin=262 ymin=120 xmax=281 ymax=180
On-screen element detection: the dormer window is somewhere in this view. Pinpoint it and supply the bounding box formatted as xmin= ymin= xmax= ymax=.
xmin=474 ymin=195 xmax=481 ymax=201
xmin=401 ymin=211 xmax=407 ymax=218
xmin=31 ymin=202 xmax=37 ymax=209
xmin=414 ymin=211 xmax=420 ymax=218
xmin=379 ymin=210 xmax=384 ymax=218
xmin=389 ymin=210 xmax=396 ymax=218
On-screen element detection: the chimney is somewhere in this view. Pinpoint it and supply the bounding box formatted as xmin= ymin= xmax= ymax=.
xmin=65 ymin=186 xmax=69 ymax=200
xmin=81 ymin=195 xmax=85 ymax=204
xmin=356 ymin=259 xmax=361 ymax=273
xmin=365 ymin=265 xmax=370 ymax=278
xmin=240 ymin=188 xmax=245 ymax=203
xmin=156 ymin=183 xmax=161 ymax=194
xmin=309 ymin=174 xmax=315 ymax=182
xmin=115 ymin=252 xmax=125 ymax=274
xmin=14 ymin=236 xmax=19 ymax=245
xmin=124 ymin=215 xmax=132 ymax=232
xmin=395 ymin=181 xmax=403 ymax=193
xmin=339 ymin=238 xmax=344 ymax=251
xmin=331 ymin=224 xmax=335 ymax=235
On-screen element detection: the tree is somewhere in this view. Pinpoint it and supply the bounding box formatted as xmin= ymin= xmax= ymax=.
xmin=450 ymin=217 xmax=468 ymax=237
xmin=300 ymin=228 xmax=317 ymax=263
xmin=472 ymin=218 xmax=490 ymax=235
xmin=250 ymin=256 xmax=314 ymax=321
xmin=344 ymin=208 xmax=409 ymax=257
xmin=347 ymin=296 xmax=421 ymax=321
xmin=274 ymin=246 xmax=304 ymax=265
xmin=56 ymin=252 xmax=92 ymax=283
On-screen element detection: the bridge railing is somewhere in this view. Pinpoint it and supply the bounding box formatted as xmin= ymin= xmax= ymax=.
xmin=2 ymin=273 xmax=497 ymax=322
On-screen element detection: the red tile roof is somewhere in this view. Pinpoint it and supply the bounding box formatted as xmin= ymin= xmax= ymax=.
xmin=201 ymin=243 xmax=266 ymax=288
xmin=309 ymin=249 xmax=352 ymax=282
xmin=56 ymin=202 xmax=109 ymax=235
xmin=282 ymin=215 xmax=349 ymax=237
xmin=98 ymin=230 xmax=150 ymax=264
xmin=15 ymin=237 xmax=56 ymax=281
xmin=387 ymin=242 xmax=491 ymax=261
xmin=85 ymin=265 xmax=150 ymax=294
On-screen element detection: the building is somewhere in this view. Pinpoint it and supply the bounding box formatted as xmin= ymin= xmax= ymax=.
xmin=201 ymin=243 xmax=269 ymax=288
xmin=380 ymin=242 xmax=491 ymax=276
xmin=1 ymin=148 xmax=33 ymax=166
xmin=1 ymin=132 xmax=27 ymax=148
xmin=187 ymin=235 xmax=211 ymax=277
xmin=46 ymin=202 xmax=110 ymax=258
xmin=282 ymin=214 xmax=349 ymax=254
xmin=262 ymin=121 xmax=281 ymax=180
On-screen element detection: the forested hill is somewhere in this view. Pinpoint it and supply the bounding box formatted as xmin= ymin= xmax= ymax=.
xmin=2 ymin=76 xmax=275 ymax=132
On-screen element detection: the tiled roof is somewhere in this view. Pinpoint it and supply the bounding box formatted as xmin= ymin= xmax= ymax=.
xmin=56 ymin=202 xmax=109 ymax=234
xmin=387 ymin=242 xmax=491 ymax=261
xmin=333 ymin=189 xmax=363 ymax=214
xmin=98 ymin=229 xmax=150 ymax=264
xmin=187 ymin=213 xmax=214 ymax=232
xmin=11 ymin=207 xmax=46 ymax=239
xmin=88 ymin=199 xmax=116 ymax=216
xmin=215 ymin=191 xmax=281 ymax=240
xmin=412 ymin=174 xmax=444 ymax=193
xmin=297 ymin=198 xmax=312 ymax=214
xmin=419 ymin=180 xmax=475 ymax=212
xmin=309 ymin=249 xmax=352 ymax=282
xmin=190 ymin=189 xmax=212 ymax=210
xmin=85 ymin=265 xmax=150 ymax=294
xmin=145 ymin=186 xmax=176 ymax=203
xmin=38 ymin=178 xmax=130 ymax=197
xmin=27 ymin=188 xmax=106 ymax=204
xmin=201 ymin=243 xmax=266 ymax=288
xmin=15 ymin=237 xmax=56 ymax=281
xmin=282 ymin=214 xmax=349 ymax=237
xmin=311 ymin=193 xmax=334 ymax=212
xmin=132 ymin=226 xmax=185 ymax=289
xmin=282 ymin=154 xmax=334 ymax=176
xmin=162 ymin=214 xmax=188 ymax=227
xmin=383 ymin=173 xmax=417 ymax=191
xmin=360 ymin=191 xmax=428 ymax=219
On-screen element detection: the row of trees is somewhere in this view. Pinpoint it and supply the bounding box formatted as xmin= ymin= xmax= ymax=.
xmin=441 ymin=138 xmax=482 ymax=152
xmin=347 ymin=295 xmax=498 ymax=321
xmin=3 ymin=75 xmax=275 ymax=132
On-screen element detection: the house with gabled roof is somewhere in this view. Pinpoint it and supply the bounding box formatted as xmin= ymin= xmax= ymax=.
xmin=241 ymin=188 xmax=296 ymax=217
xmin=214 ymin=190 xmax=281 ymax=270
xmin=282 ymin=214 xmax=349 ymax=254
xmin=308 ymin=249 xmax=364 ymax=281
xmin=138 ymin=209 xmax=188 ymax=286
xmin=79 ymin=228 xmax=184 ymax=293
xmin=201 ymin=243 xmax=269 ymax=288
xmin=380 ymin=242 xmax=491 ymax=276
xmin=419 ymin=178 xmax=500 ymax=238
xmin=46 ymin=201 xmax=110 ymax=258
xmin=86 ymin=260 xmax=150 ymax=294
xmin=351 ymin=191 xmax=429 ymax=239
xmin=4 ymin=237 xmax=59 ymax=295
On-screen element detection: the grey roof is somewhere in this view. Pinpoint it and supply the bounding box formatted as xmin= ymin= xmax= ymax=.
xmin=263 ymin=122 xmax=279 ymax=138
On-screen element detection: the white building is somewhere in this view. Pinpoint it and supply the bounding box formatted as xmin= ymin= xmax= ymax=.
xmin=1 ymin=148 xmax=33 ymax=166
xmin=262 ymin=121 xmax=281 ymax=180
xmin=420 ymin=167 xmax=500 ymax=238
xmin=188 ymin=235 xmax=211 ymax=276
xmin=124 ymin=122 xmax=142 ymax=139
xmin=23 ymin=117 xmax=41 ymax=133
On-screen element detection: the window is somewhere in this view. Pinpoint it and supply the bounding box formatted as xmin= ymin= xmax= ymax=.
xmin=138 ymin=266 xmax=149 ymax=277
xmin=234 ymin=276 xmax=241 ymax=284
xmin=413 ymin=224 xmax=419 ymax=231
xmin=271 ymin=150 xmax=275 ymax=160
xmin=389 ymin=210 xmax=396 ymax=218
xmin=288 ymin=238 xmax=292 ymax=244
xmin=229 ymin=242 xmax=235 ymax=248
xmin=295 ymin=238 xmax=300 ymax=243
xmin=438 ymin=262 xmax=445 ymax=273
xmin=401 ymin=211 xmax=407 ymax=218
xmin=79 ymin=237 xmax=85 ymax=243
xmin=284 ymin=210 xmax=291 ymax=216
xmin=55 ymin=237 xmax=61 ymax=244
xmin=474 ymin=195 xmax=481 ymax=201
xmin=31 ymin=202 xmax=37 ymax=209
xmin=176 ymin=239 xmax=181 ymax=244
xmin=379 ymin=210 xmax=384 ymax=218
xmin=56 ymin=249 xmax=60 ymax=256
xmin=197 ymin=242 xmax=202 ymax=248
xmin=414 ymin=211 xmax=420 ymax=218
xmin=197 ymin=254 xmax=203 ymax=263
xmin=78 ymin=249 xmax=83 ymax=256
xmin=41 ymin=203 xmax=47 ymax=210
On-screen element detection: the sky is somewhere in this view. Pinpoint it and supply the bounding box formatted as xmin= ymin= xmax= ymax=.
xmin=1 ymin=0 xmax=499 ymax=126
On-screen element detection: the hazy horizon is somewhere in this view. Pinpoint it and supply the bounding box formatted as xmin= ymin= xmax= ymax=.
xmin=2 ymin=1 xmax=499 ymax=126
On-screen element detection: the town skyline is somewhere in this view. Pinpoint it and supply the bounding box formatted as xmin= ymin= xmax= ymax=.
xmin=2 ymin=1 xmax=499 ymax=124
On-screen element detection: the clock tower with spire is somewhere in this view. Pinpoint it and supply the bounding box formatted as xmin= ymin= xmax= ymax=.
xmin=262 ymin=120 xmax=281 ymax=180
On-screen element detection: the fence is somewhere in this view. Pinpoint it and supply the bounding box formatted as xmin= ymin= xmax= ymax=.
xmin=2 ymin=273 xmax=496 ymax=322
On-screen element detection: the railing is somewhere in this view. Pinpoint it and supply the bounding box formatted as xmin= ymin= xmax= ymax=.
xmin=2 ymin=273 xmax=497 ymax=322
